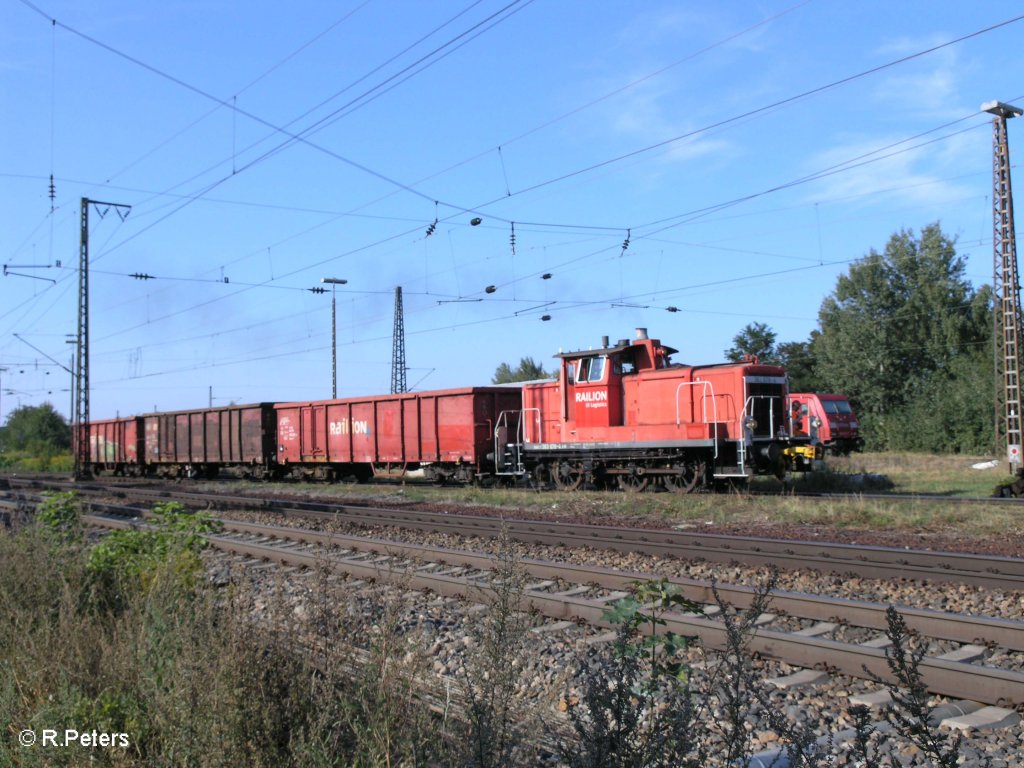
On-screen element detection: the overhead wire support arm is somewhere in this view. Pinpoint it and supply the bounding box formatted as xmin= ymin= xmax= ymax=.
xmin=12 ymin=333 xmax=73 ymax=374
xmin=3 ymin=264 xmax=57 ymax=283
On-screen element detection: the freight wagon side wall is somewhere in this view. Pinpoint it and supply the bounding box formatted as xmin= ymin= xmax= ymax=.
xmin=87 ymin=418 xmax=141 ymax=465
xmin=141 ymin=414 xmax=174 ymax=464
xmin=275 ymin=388 xmax=523 ymax=469
xmin=175 ymin=414 xmax=191 ymax=462
xmin=200 ymin=405 xmax=275 ymax=464
xmin=143 ymin=404 xmax=275 ymax=466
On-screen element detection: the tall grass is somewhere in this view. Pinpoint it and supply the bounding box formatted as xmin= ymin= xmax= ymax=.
xmin=0 ymin=510 xmax=458 ymax=766
xmin=0 ymin=496 xmax=999 ymax=767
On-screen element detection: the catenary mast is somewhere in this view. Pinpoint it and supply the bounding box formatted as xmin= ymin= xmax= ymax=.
xmin=984 ymin=100 xmax=1024 ymax=473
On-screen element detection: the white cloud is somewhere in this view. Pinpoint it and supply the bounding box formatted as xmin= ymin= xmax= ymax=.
xmin=801 ymin=133 xmax=974 ymax=208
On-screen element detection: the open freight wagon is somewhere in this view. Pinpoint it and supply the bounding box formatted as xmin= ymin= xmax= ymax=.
xmin=274 ymin=386 xmax=523 ymax=483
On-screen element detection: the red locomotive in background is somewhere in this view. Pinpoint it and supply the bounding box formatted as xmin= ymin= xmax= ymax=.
xmin=79 ymin=328 xmax=814 ymax=492
xmin=787 ymin=392 xmax=863 ymax=455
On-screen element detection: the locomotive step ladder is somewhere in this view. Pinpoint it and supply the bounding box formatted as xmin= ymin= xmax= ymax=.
xmin=493 ymin=410 xmax=527 ymax=476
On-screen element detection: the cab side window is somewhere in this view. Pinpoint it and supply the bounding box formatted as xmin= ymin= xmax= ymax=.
xmin=577 ymin=358 xmax=589 ymax=382
xmin=575 ymin=356 xmax=608 ymax=383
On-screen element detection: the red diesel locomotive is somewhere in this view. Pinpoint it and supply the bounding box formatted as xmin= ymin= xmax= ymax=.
xmin=495 ymin=329 xmax=794 ymax=491
xmin=78 ymin=329 xmax=806 ymax=491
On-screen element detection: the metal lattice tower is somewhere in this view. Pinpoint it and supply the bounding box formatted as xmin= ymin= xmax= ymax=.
xmin=985 ymin=101 xmax=1024 ymax=472
xmin=391 ymin=286 xmax=407 ymax=394
xmin=74 ymin=200 xmax=90 ymax=480
xmin=75 ymin=198 xmax=131 ymax=479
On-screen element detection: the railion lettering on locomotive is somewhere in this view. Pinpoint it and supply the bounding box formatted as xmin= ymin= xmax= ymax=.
xmin=574 ymin=390 xmax=608 ymax=404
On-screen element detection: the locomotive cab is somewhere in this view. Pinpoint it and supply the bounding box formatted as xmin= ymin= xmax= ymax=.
xmin=557 ymin=331 xmax=676 ymax=432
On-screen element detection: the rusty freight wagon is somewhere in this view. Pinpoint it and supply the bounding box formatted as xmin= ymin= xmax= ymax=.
xmin=499 ymin=329 xmax=796 ymax=492
xmin=141 ymin=403 xmax=277 ymax=478
xmin=80 ymin=417 xmax=144 ymax=476
xmin=274 ymin=387 xmax=524 ymax=483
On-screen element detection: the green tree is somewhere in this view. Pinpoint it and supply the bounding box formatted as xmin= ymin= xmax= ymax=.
xmin=1 ymin=402 xmax=70 ymax=453
xmin=724 ymin=324 xmax=822 ymax=390
xmin=776 ymin=334 xmax=821 ymax=393
xmin=813 ymin=223 xmax=990 ymax=450
xmin=491 ymin=356 xmax=551 ymax=384
xmin=724 ymin=322 xmax=779 ymax=364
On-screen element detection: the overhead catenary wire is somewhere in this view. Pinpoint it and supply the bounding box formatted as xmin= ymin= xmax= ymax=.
xmin=12 ymin=0 xmax=532 ymax=266
xmin=8 ymin=3 xmax=1008 ymax=271
xmin=4 ymin=5 xmax=1018 ymax=406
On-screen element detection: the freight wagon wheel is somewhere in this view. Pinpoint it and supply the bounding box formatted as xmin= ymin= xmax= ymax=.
xmin=617 ymin=465 xmax=649 ymax=493
xmin=662 ymin=460 xmax=704 ymax=494
xmin=552 ymin=461 xmax=584 ymax=491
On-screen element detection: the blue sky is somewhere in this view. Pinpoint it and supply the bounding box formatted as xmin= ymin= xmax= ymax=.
xmin=2 ymin=0 xmax=1022 ymax=422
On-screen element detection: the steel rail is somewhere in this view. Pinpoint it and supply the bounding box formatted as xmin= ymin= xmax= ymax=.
xmin=10 ymin=480 xmax=1024 ymax=589
xmin=10 ymin=473 xmax=1024 ymax=506
xmin=82 ymin=511 xmax=1024 ymax=706
xmin=125 ymin=488 xmax=1024 ymax=589
xmin=8 ymin=492 xmax=1020 ymax=652
xmin=214 ymin=518 xmax=1024 ymax=652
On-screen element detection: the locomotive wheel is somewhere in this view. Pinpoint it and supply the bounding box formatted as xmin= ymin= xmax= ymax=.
xmin=553 ymin=461 xmax=584 ymax=491
xmin=531 ymin=463 xmax=554 ymax=490
xmin=662 ymin=460 xmax=704 ymax=494
xmin=617 ymin=465 xmax=649 ymax=493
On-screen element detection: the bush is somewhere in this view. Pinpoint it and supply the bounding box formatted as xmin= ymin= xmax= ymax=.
xmin=0 ymin=449 xmax=73 ymax=472
xmin=560 ymin=578 xmax=705 ymax=767
xmin=35 ymin=490 xmax=82 ymax=543
xmin=87 ymin=502 xmax=220 ymax=595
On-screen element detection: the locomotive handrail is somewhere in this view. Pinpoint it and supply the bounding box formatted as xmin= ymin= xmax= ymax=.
xmin=743 ymin=394 xmax=782 ymax=437
xmin=493 ymin=408 xmax=540 ymax=475
xmin=518 ymin=407 xmax=541 ymax=445
xmin=675 ymin=381 xmax=719 ymax=460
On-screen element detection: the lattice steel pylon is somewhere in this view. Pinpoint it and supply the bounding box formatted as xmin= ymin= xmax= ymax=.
xmin=75 ymin=198 xmax=130 ymax=480
xmin=391 ymin=286 xmax=407 ymax=394
xmin=985 ymin=101 xmax=1024 ymax=473
xmin=74 ymin=200 xmax=90 ymax=480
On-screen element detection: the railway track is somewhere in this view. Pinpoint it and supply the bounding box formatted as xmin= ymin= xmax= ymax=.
xmin=8 ymin=477 xmax=1024 ymax=591
xmin=52 ymin=497 xmax=1024 ymax=708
